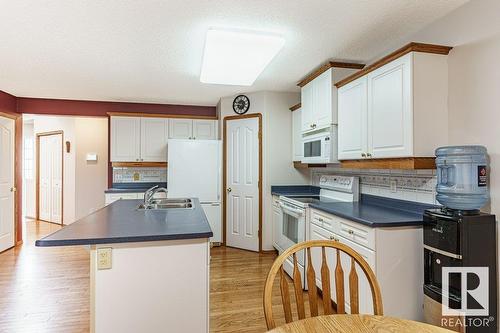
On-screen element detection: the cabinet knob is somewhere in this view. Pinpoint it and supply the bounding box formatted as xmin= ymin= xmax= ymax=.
xmin=329 ymin=236 xmax=335 ymax=240
xmin=361 ymin=153 xmax=367 ymax=158
xmin=318 ymin=218 xmax=324 ymax=222
xmin=348 ymin=230 xmax=354 ymax=235
xmin=136 ymin=158 xmax=139 ymax=161
xmin=366 ymin=153 xmax=372 ymax=157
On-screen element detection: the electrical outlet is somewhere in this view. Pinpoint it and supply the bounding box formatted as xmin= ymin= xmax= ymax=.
xmin=97 ymin=248 xmax=112 ymax=270
xmin=390 ymin=180 xmax=397 ymax=193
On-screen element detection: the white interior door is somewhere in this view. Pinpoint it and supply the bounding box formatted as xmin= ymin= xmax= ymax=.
xmin=0 ymin=117 xmax=15 ymax=253
xmin=38 ymin=133 xmax=63 ymax=224
xmin=225 ymin=117 xmax=260 ymax=252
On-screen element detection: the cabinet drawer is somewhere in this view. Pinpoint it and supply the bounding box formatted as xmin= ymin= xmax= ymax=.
xmin=105 ymin=193 xmax=138 ymax=205
xmin=310 ymin=209 xmax=336 ymax=232
xmin=337 ymin=218 xmax=375 ymax=250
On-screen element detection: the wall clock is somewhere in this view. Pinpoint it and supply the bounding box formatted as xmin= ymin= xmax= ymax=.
xmin=232 ymin=95 xmax=250 ymax=115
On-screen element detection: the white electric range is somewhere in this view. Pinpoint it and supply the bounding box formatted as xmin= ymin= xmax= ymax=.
xmin=276 ymin=175 xmax=360 ymax=286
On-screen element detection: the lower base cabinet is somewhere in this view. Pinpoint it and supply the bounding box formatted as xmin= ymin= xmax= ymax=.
xmin=307 ymin=208 xmax=424 ymax=321
xmin=104 ymin=191 xmax=167 ymax=206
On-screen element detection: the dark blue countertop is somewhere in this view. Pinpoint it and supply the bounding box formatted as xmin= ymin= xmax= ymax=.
xmin=105 ymin=182 xmax=167 ymax=194
xmin=35 ymin=198 xmax=212 ymax=247
xmin=271 ymin=185 xmax=320 ymax=197
xmin=308 ymin=195 xmax=437 ymax=227
xmin=273 ymin=185 xmax=437 ymax=228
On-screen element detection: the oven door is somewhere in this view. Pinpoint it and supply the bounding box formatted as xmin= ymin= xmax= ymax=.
xmin=278 ymin=203 xmax=305 ymax=257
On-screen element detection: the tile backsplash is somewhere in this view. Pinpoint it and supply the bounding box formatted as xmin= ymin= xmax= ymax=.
xmin=311 ymin=167 xmax=438 ymax=205
xmin=113 ymin=167 xmax=167 ymax=183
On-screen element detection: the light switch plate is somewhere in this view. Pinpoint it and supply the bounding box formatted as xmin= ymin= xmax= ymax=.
xmin=97 ymin=248 xmax=112 ymax=270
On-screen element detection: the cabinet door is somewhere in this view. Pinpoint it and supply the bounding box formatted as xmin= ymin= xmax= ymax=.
xmin=313 ymin=69 xmax=333 ymax=130
xmin=140 ymin=117 xmax=168 ymax=162
xmin=110 ymin=117 xmax=141 ymax=162
xmin=292 ymin=108 xmax=303 ymax=161
xmin=193 ymin=119 xmax=217 ymax=140
xmin=367 ymin=53 xmax=413 ymax=158
xmin=309 ymin=223 xmax=375 ymax=315
xmin=301 ymin=83 xmax=314 ymax=133
xmin=168 ymin=119 xmax=193 ymax=139
xmin=338 ymin=76 xmax=368 ymax=160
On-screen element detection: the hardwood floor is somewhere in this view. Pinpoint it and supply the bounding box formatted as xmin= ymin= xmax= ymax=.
xmin=0 ymin=220 xmax=313 ymax=332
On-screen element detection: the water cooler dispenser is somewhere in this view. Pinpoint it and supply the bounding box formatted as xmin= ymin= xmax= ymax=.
xmin=423 ymin=146 xmax=497 ymax=333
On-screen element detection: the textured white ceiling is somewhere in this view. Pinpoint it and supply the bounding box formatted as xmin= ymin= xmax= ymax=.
xmin=0 ymin=0 xmax=467 ymax=106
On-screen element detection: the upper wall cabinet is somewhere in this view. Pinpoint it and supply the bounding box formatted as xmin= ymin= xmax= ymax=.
xmin=337 ymin=43 xmax=452 ymax=167
xmin=298 ymin=63 xmax=365 ymax=135
xmin=111 ymin=116 xmax=168 ymax=162
xmin=140 ymin=117 xmax=169 ymax=162
xmin=290 ymin=104 xmax=303 ymax=161
xmin=169 ymin=119 xmax=217 ymax=140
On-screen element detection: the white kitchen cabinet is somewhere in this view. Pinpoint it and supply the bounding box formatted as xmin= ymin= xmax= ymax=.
xmin=301 ymin=83 xmax=314 ymax=132
xmin=140 ymin=117 xmax=169 ymax=162
xmin=193 ymin=119 xmax=217 ymax=140
xmin=169 ymin=119 xmax=193 ymax=139
xmin=292 ymin=108 xmax=303 ymax=161
xmin=169 ymin=119 xmax=217 ymax=140
xmin=301 ymin=67 xmax=359 ymax=134
xmin=309 ymin=223 xmax=375 ymax=315
xmin=105 ymin=191 xmax=167 ymax=206
xmin=367 ymin=54 xmax=412 ymax=158
xmin=338 ymin=76 xmax=368 ymax=160
xmin=110 ymin=116 xmax=168 ymax=162
xmin=110 ymin=117 xmax=141 ymax=162
xmin=337 ymin=51 xmax=449 ymax=161
xmin=307 ymin=207 xmax=423 ymax=320
xmin=201 ymin=202 xmax=221 ymax=243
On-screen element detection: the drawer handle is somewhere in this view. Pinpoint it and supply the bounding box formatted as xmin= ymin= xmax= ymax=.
xmin=329 ymin=236 xmax=339 ymax=242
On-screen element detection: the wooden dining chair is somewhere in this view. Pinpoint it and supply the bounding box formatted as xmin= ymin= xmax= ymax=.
xmin=263 ymin=240 xmax=383 ymax=329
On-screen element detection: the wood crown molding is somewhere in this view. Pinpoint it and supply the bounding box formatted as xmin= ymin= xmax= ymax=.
xmin=293 ymin=161 xmax=326 ymax=169
xmin=107 ymin=112 xmax=218 ymax=120
xmin=289 ymin=103 xmax=301 ymax=112
xmin=335 ymin=42 xmax=453 ymax=88
xmin=111 ymin=162 xmax=168 ymax=168
xmin=0 ymin=111 xmax=20 ymax=120
xmin=297 ymin=61 xmax=365 ymax=87
xmin=340 ymin=157 xmax=436 ymax=170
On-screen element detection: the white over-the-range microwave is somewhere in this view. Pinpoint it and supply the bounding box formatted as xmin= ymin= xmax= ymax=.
xmin=301 ymin=126 xmax=338 ymax=164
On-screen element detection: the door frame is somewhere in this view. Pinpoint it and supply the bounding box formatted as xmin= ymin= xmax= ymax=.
xmin=0 ymin=113 xmax=18 ymax=252
xmin=36 ymin=130 xmax=64 ymax=225
xmin=222 ymin=113 xmax=263 ymax=252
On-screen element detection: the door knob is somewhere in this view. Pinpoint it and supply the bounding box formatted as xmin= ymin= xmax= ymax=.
xmin=10 ymin=187 xmax=16 ymax=192
xmin=226 ymin=188 xmax=232 ymax=193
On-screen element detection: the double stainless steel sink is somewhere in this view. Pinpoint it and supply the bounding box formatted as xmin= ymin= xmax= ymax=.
xmin=137 ymin=198 xmax=193 ymax=210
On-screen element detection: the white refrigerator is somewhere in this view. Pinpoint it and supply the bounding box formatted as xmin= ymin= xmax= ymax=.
xmin=167 ymin=139 xmax=222 ymax=243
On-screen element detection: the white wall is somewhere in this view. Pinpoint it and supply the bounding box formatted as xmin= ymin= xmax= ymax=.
xmin=31 ymin=115 xmax=108 ymax=224
xmin=75 ymin=117 xmax=108 ymax=219
xmin=219 ymin=91 xmax=309 ymax=250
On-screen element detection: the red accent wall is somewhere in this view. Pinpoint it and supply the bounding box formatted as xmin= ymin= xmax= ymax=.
xmin=16 ymin=97 xmax=216 ymax=117
xmin=0 ymin=90 xmax=17 ymax=113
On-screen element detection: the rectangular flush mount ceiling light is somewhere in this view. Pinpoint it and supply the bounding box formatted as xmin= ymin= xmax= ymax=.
xmin=200 ymin=28 xmax=285 ymax=86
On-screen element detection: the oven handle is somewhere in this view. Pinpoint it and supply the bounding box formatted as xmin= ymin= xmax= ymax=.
xmin=280 ymin=203 xmax=304 ymax=217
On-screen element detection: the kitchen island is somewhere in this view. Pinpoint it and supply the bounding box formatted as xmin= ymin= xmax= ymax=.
xmin=36 ymin=198 xmax=212 ymax=333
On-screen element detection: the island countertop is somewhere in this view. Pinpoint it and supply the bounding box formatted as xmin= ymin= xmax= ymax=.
xmin=35 ymin=198 xmax=213 ymax=247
